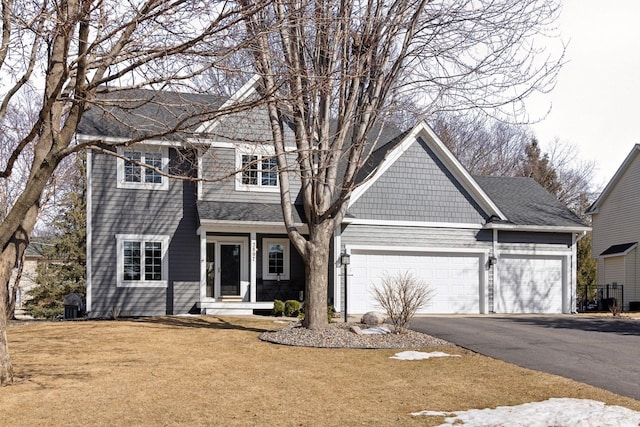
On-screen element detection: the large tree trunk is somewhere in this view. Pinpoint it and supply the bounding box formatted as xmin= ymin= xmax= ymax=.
xmin=0 ymin=205 xmax=39 ymax=385
xmin=6 ymin=252 xmax=24 ymax=320
xmin=302 ymin=223 xmax=334 ymax=330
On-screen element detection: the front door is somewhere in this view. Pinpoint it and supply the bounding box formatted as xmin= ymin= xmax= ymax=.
xmin=220 ymin=243 xmax=241 ymax=296
xmin=205 ymin=238 xmax=246 ymax=299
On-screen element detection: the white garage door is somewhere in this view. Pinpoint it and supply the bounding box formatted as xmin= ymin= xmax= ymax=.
xmin=348 ymin=251 xmax=482 ymax=314
xmin=496 ymin=256 xmax=564 ymax=313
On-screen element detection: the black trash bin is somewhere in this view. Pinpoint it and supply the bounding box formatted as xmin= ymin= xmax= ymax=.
xmin=63 ymin=293 xmax=85 ymax=319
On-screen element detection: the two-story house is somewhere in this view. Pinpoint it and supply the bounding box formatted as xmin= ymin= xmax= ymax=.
xmin=80 ymin=79 xmax=589 ymax=318
xmin=587 ymin=144 xmax=640 ymax=311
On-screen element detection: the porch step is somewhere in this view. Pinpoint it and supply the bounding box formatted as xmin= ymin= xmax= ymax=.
xmin=198 ymin=300 xmax=274 ymax=316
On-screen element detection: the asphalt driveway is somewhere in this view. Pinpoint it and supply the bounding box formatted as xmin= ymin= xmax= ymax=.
xmin=410 ymin=315 xmax=640 ymax=401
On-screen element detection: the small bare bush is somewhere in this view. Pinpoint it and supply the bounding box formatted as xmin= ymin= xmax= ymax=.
xmin=609 ymin=301 xmax=622 ymax=317
xmin=371 ymin=272 xmax=434 ymax=334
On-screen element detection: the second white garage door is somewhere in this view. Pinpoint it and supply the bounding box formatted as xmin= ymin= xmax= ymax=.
xmin=348 ymin=251 xmax=482 ymax=314
xmin=495 ymin=256 xmax=564 ymax=313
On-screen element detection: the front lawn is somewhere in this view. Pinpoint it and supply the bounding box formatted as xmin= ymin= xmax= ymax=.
xmin=2 ymin=316 xmax=639 ymax=426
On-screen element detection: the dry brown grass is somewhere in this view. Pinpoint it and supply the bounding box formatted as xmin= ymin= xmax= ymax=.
xmin=2 ymin=316 xmax=639 ymax=426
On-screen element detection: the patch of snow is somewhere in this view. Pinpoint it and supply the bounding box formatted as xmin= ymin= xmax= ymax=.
xmin=390 ymin=351 xmax=461 ymax=360
xmin=411 ymin=398 xmax=640 ymax=426
xmin=360 ymin=326 xmax=391 ymax=335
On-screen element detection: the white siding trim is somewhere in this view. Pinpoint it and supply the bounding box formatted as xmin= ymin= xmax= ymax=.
xmin=333 ymin=228 xmax=342 ymax=312
xmin=346 ymin=244 xmax=489 ymax=255
xmin=250 ymin=233 xmax=257 ymax=303
xmin=86 ymin=148 xmax=93 ymax=313
xmin=342 ymin=218 xmax=483 ymax=229
xmin=76 ymin=134 xmax=183 ymax=147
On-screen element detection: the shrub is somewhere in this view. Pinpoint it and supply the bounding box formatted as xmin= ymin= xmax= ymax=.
xmin=272 ymin=299 xmax=285 ymax=317
xmin=297 ymin=303 xmax=334 ymax=323
xmin=284 ymin=300 xmax=301 ymax=317
xmin=371 ymin=271 xmax=434 ymax=333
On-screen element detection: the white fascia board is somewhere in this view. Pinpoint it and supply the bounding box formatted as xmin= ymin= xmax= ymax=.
xmin=586 ymin=143 xmax=640 ymax=214
xmin=341 ymin=217 xmax=483 ymax=229
xmin=77 ymin=133 xmax=184 ymax=147
xmin=196 ymin=74 xmax=261 ymax=134
xmin=485 ymin=223 xmax=592 ymax=233
xmin=345 ymin=244 xmax=489 ymax=256
xmin=347 ymin=121 xmax=507 ymax=220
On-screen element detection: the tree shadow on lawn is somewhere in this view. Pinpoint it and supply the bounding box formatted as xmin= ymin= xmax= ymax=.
xmin=138 ymin=315 xmax=275 ymax=333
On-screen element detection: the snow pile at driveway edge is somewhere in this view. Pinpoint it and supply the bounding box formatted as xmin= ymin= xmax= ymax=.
xmin=390 ymin=350 xmax=461 ymax=360
xmin=411 ymin=398 xmax=640 ymax=426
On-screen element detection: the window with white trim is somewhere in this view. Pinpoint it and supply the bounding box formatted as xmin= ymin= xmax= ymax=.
xmin=262 ymin=238 xmax=290 ymax=280
xmin=236 ymin=149 xmax=278 ymax=192
xmin=116 ymin=234 xmax=169 ymax=287
xmin=117 ymin=146 xmax=169 ymax=190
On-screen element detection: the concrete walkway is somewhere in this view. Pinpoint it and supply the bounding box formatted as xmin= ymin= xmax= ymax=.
xmin=410 ymin=315 xmax=640 ymax=401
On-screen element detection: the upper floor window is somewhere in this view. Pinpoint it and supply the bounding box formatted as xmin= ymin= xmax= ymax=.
xmin=117 ymin=146 xmax=169 ymax=190
xmin=236 ymin=148 xmax=279 ymax=192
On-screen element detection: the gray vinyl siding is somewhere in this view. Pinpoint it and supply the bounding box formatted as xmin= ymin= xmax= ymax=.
xmin=200 ymin=105 xmax=300 ymax=204
xmin=211 ymin=105 xmax=296 ymax=146
xmin=341 ymin=224 xmax=491 ymax=249
xmin=200 ymin=146 xmax=302 ymax=204
xmin=89 ymin=148 xmax=200 ymax=317
xmin=497 ymin=231 xmax=572 ymax=247
xmin=349 ymin=137 xmax=487 ymax=223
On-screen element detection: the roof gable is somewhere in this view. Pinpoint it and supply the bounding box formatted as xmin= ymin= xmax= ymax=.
xmin=348 ymin=121 xmax=506 ymax=221
xmin=587 ymin=144 xmax=640 ymax=214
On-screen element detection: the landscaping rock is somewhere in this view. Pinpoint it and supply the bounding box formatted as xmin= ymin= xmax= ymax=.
xmin=350 ymin=325 xmax=363 ymax=335
xmin=361 ymin=311 xmax=386 ymax=326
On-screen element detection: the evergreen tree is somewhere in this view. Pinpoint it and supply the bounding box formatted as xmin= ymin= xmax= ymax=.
xmin=520 ymin=139 xmax=563 ymax=197
xmin=25 ymin=158 xmax=86 ymax=319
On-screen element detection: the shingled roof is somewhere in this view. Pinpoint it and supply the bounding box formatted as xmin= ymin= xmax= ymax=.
xmin=473 ymin=175 xmax=586 ymax=228
xmin=197 ymin=201 xmax=306 ymax=224
xmin=78 ymin=89 xmax=226 ymax=140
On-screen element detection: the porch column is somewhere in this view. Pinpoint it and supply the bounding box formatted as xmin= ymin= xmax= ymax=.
xmin=199 ymin=230 xmax=207 ymax=302
xmin=250 ymin=232 xmax=257 ymax=302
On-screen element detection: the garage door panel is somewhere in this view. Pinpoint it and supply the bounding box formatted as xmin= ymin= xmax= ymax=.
xmin=348 ymin=252 xmax=481 ymax=314
xmin=497 ymin=256 xmax=563 ymax=314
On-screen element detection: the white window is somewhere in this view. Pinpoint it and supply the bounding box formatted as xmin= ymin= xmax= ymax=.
xmin=116 ymin=234 xmax=169 ymax=287
xmin=236 ymin=148 xmax=279 ymax=192
xmin=262 ymin=238 xmax=290 ymax=280
xmin=117 ymin=146 xmax=169 ymax=190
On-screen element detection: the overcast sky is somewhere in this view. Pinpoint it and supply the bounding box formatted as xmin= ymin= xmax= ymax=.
xmin=528 ymin=0 xmax=640 ymax=191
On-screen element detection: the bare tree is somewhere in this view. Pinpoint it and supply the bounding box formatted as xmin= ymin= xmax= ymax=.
xmin=0 ymin=0 xmax=264 ymax=386
xmin=239 ymin=0 xmax=562 ymax=329
xmin=372 ymin=272 xmax=434 ymax=333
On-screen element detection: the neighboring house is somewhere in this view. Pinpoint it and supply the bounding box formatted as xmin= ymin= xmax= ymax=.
xmin=12 ymin=241 xmax=49 ymax=312
xmin=586 ymin=144 xmax=640 ymax=311
xmin=80 ymin=80 xmax=589 ymax=317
